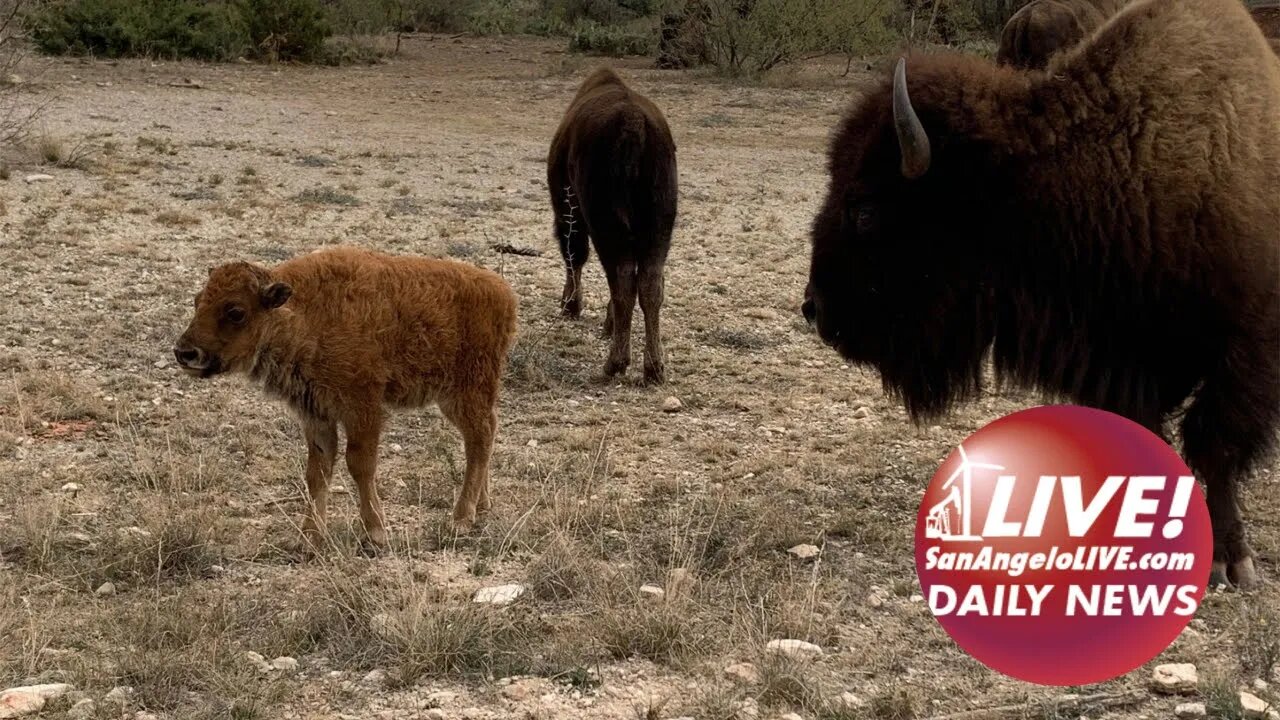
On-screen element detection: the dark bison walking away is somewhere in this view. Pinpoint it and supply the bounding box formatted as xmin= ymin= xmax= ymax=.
xmin=174 ymin=247 xmax=517 ymax=546
xmin=804 ymin=0 xmax=1280 ymax=587
xmin=549 ymin=67 xmax=678 ymax=384
xmin=997 ymin=0 xmax=1128 ymax=70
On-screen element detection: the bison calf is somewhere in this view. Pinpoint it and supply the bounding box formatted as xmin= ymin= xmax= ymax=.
xmin=549 ymin=67 xmax=678 ymax=384
xmin=173 ymin=247 xmax=517 ymax=546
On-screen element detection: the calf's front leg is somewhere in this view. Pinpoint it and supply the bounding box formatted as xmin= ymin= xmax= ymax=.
xmin=344 ymin=410 xmax=388 ymax=548
xmin=301 ymin=416 xmax=338 ymax=547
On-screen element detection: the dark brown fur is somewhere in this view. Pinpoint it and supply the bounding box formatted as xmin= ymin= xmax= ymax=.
xmin=174 ymin=247 xmax=517 ymax=546
xmin=548 ymin=67 xmax=678 ymax=384
xmin=997 ymin=0 xmax=1129 ymax=69
xmin=805 ymin=0 xmax=1280 ymax=586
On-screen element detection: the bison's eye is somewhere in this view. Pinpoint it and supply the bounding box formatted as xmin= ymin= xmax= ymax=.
xmin=224 ymin=306 xmax=246 ymax=325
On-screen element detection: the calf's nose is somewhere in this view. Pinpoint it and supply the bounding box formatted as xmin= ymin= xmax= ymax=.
xmin=173 ymin=342 xmax=204 ymax=367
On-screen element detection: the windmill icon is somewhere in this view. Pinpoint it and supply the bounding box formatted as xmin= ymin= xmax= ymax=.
xmin=925 ymin=443 xmax=1004 ymax=542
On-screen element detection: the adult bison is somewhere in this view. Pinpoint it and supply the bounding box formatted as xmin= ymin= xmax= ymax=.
xmin=549 ymin=68 xmax=678 ymax=384
xmin=997 ymin=0 xmax=1128 ymax=69
xmin=803 ymin=0 xmax=1280 ymax=587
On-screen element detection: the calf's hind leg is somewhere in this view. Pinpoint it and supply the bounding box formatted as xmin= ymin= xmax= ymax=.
xmin=343 ymin=410 xmax=388 ymax=548
xmin=440 ymin=392 xmax=498 ymax=531
xmin=300 ymin=416 xmax=338 ymax=546
xmin=638 ymin=260 xmax=666 ymax=384
xmin=603 ymin=261 xmax=638 ymax=377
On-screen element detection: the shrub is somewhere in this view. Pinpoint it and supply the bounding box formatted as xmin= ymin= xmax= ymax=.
xmin=568 ymin=19 xmax=653 ymax=55
xmin=237 ymin=0 xmax=330 ymax=61
xmin=28 ymin=0 xmax=250 ymax=60
xmin=656 ymin=0 xmax=895 ymax=76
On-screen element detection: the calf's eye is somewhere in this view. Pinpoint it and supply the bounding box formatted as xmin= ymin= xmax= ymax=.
xmin=225 ymin=307 xmax=246 ymax=324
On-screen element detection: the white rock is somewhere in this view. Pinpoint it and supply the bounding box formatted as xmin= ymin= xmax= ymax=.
xmin=390 ymin=443 xmax=403 ymax=453
xmin=835 ymin=692 xmax=866 ymax=709
xmin=779 ymin=714 xmax=803 ymax=720
xmin=1151 ymin=663 xmax=1198 ymax=694
xmin=526 ymin=439 xmax=538 ymax=448
xmin=94 ymin=582 xmax=115 ymax=597
xmin=67 ymin=698 xmax=96 ymax=720
xmin=361 ymin=669 xmax=387 ymax=686
xmin=666 ymin=568 xmax=695 ymax=599
xmin=765 ymin=639 xmax=823 ymax=659
xmin=244 ymin=651 xmax=272 ymax=673
xmin=104 ymin=686 xmax=132 ymax=705
xmin=61 ymin=482 xmax=83 ymax=494
xmin=0 ymin=684 xmax=74 ymax=718
xmin=1241 ymin=691 xmax=1277 ymax=719
xmin=425 ymin=711 xmax=446 ymax=720
xmin=639 ymin=584 xmax=665 ymax=602
xmin=135 ymin=713 xmax=158 ymax=720
xmin=1257 ymin=679 xmax=1271 ymax=692
xmin=787 ymin=543 xmax=820 ymax=560
xmin=1174 ymin=703 xmax=1206 ymax=719
xmin=502 ymin=678 xmax=541 ymax=701
xmin=661 ymin=396 xmax=682 ymax=413
xmin=723 ymin=662 xmax=760 ymax=685
xmin=270 ymin=656 xmax=298 ymax=673
xmin=473 ymin=584 xmax=525 ymax=606
xmin=852 ymin=406 xmax=870 ymax=419
xmin=23 ymin=174 xmax=53 ymax=184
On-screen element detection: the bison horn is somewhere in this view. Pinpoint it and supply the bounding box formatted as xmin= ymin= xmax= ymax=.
xmin=893 ymin=58 xmax=931 ymax=180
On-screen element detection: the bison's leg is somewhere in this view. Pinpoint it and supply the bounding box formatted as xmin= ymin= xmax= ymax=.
xmin=301 ymin=416 xmax=338 ymax=547
xmin=439 ymin=394 xmax=496 ymax=531
xmin=344 ymin=411 xmax=388 ymax=548
xmin=603 ymin=261 xmax=638 ymax=377
xmin=1181 ymin=356 xmax=1277 ymax=589
xmin=553 ymin=179 xmax=588 ymax=318
xmin=638 ymin=261 xmax=666 ymax=384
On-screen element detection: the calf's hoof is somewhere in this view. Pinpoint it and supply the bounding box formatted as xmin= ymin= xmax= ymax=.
xmin=561 ymin=300 xmax=581 ymax=319
xmin=365 ymin=526 xmax=388 ymax=549
xmin=1211 ymin=557 xmax=1260 ymax=590
xmin=452 ymin=507 xmax=478 ymax=533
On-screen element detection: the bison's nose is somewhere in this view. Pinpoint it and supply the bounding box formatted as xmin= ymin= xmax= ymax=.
xmin=801 ymin=296 xmax=816 ymax=325
xmin=173 ymin=343 xmax=205 ymax=368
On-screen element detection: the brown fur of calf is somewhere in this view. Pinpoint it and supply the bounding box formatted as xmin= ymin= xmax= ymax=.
xmin=174 ymin=246 xmax=517 ymax=545
xmin=548 ymin=67 xmax=678 ymax=384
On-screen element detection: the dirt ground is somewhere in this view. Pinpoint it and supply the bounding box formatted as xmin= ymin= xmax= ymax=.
xmin=1 ymin=34 xmax=1278 ymax=720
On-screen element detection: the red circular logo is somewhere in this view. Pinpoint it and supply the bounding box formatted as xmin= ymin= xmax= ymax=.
xmin=915 ymin=405 xmax=1211 ymax=686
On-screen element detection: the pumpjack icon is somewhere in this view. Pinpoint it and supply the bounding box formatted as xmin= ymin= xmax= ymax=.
xmin=925 ymin=443 xmax=1004 ymax=542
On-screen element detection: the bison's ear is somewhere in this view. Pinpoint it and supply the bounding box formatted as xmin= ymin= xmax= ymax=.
xmin=260 ymin=282 xmax=292 ymax=310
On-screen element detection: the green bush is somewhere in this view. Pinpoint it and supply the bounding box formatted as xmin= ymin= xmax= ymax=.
xmin=237 ymin=0 xmax=330 ymax=61
xmin=568 ymin=19 xmax=653 ymax=55
xmin=28 ymin=0 xmax=250 ymax=60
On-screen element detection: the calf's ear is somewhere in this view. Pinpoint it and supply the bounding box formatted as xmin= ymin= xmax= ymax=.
xmin=260 ymin=282 xmax=292 ymax=310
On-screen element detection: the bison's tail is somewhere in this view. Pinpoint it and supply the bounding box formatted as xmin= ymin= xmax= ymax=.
xmin=610 ymin=107 xmax=650 ymax=234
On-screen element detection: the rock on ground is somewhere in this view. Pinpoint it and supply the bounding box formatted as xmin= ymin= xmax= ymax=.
xmin=473 ymin=584 xmax=525 ymax=605
xmin=723 ymin=662 xmax=761 ymax=686
xmin=1240 ymin=691 xmax=1279 ymax=719
xmin=1151 ymin=663 xmax=1198 ymax=694
xmin=67 ymin=698 xmax=96 ymax=720
xmin=765 ymin=639 xmax=824 ymax=658
xmin=787 ymin=543 xmax=820 ymax=560
xmin=1174 ymin=702 xmax=1206 ymax=719
xmin=0 ymin=684 xmax=74 ymax=719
